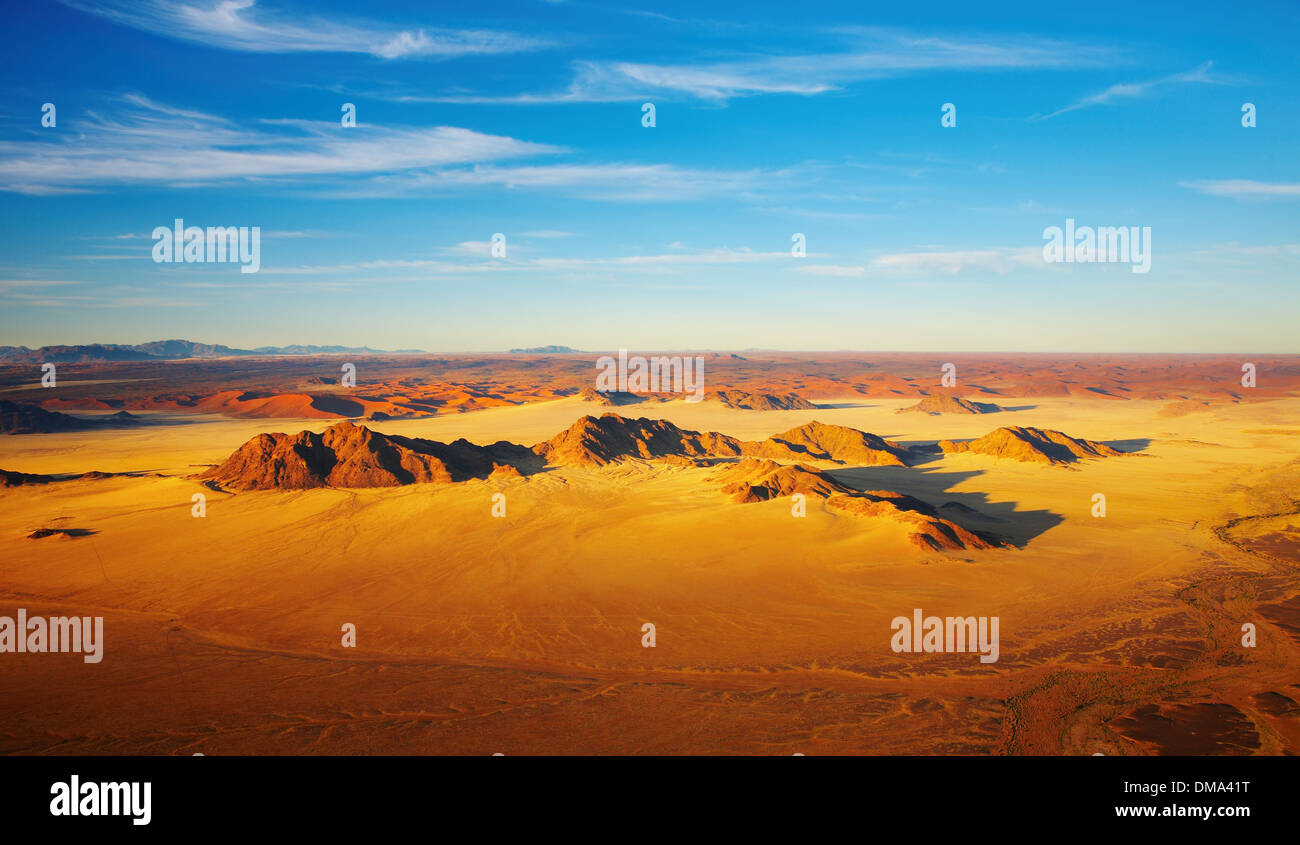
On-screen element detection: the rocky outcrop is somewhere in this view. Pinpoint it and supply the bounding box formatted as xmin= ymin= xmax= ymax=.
xmin=533 ymin=414 xmax=742 ymax=467
xmin=939 ymin=426 xmax=1122 ymax=464
xmin=201 ymin=420 xmax=541 ymax=490
xmin=707 ymin=390 xmax=817 ymax=411
xmin=744 ymin=421 xmax=913 ymax=466
xmin=710 ymin=459 xmax=1004 ymax=550
xmin=897 ymin=394 xmax=1002 ymax=415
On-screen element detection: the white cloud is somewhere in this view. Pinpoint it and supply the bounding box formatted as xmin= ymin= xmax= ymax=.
xmin=1032 ymin=61 xmax=1225 ymax=120
xmin=797 ymin=264 xmax=867 ymax=277
xmin=440 ymin=241 xmax=495 ymax=258
xmin=871 ymin=248 xmax=1044 ymax=274
xmin=1 ymin=95 xmax=767 ymax=201
xmin=0 ymin=95 xmax=563 ymax=193
xmin=0 ymin=281 xmax=196 ymax=308
xmin=1181 ymin=180 xmax=1300 ymax=199
xmin=400 ymin=29 xmax=1116 ymax=103
xmin=60 ymin=0 xmax=546 ymax=58
xmin=531 ymin=247 xmax=790 ymax=268
xmin=255 ymin=246 xmax=793 ymax=276
xmin=1188 ymin=242 xmax=1300 ymax=259
xmin=265 ymin=230 xmax=338 ymax=238
xmin=329 ymin=162 xmax=771 ymax=201
xmin=0 ymin=279 xmax=84 ymax=289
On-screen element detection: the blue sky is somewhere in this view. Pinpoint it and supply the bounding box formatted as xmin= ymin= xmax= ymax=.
xmin=1 ymin=0 xmax=1297 ymax=352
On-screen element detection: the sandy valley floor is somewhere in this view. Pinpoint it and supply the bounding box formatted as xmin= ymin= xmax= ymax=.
xmin=2 ymin=395 xmax=1298 ymax=754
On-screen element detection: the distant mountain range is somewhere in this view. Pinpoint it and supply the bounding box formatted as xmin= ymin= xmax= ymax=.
xmin=0 ymin=340 xmax=426 ymax=363
xmin=508 ymin=345 xmax=581 ymax=354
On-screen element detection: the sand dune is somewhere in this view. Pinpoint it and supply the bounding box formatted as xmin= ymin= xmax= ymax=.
xmin=7 ymin=352 xmax=1295 ymax=422
xmin=1 ymin=365 xmax=1298 ymax=755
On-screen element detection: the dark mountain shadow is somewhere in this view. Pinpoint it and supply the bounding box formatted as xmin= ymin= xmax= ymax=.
xmin=814 ymin=402 xmax=876 ymax=409
xmin=28 ymin=527 xmax=97 ymax=539
xmin=583 ymin=391 xmax=653 ymax=406
xmin=823 ymin=465 xmax=1063 ymax=548
xmin=52 ymin=470 xmax=148 ymax=481
xmin=1103 ymin=437 xmax=1151 ymax=453
xmin=1001 ymin=405 xmax=1037 ymax=412
xmin=308 ymin=395 xmax=367 ymax=416
xmin=112 ymin=416 xmax=199 ymax=427
xmin=892 ymin=441 xmax=945 ymax=466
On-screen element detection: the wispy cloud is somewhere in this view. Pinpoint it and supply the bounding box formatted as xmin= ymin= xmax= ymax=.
xmin=331 ymin=162 xmax=772 ymax=201
xmin=439 ymin=241 xmax=497 ymax=258
xmin=68 ymin=254 xmax=156 ymax=260
xmin=0 ymin=95 xmax=562 ymax=193
xmin=266 ymin=229 xmax=339 ymax=238
xmin=871 ymin=247 xmax=1044 ymax=274
xmin=0 ymin=280 xmax=196 ymax=308
xmin=1181 ymin=179 xmax=1300 ymax=199
xmin=528 ymin=247 xmax=792 ymax=268
xmin=60 ymin=0 xmax=547 ymax=58
xmin=0 ymin=279 xmax=84 ymax=289
xmin=397 ymin=28 xmax=1116 ymax=104
xmin=796 ymin=264 xmax=868 ymax=277
xmin=1 ymin=95 xmax=769 ymax=201
xmin=255 ymin=246 xmax=795 ymax=276
xmin=1031 ymin=61 xmax=1226 ymax=120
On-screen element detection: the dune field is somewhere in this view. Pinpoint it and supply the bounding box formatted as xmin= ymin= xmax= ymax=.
xmin=2 ymin=354 xmax=1297 ymax=755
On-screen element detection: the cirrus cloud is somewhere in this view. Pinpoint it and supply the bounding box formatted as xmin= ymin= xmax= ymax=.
xmin=59 ymin=0 xmax=548 ymax=59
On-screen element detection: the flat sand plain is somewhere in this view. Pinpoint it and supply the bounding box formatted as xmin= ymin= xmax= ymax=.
xmin=1 ymin=396 xmax=1298 ymax=754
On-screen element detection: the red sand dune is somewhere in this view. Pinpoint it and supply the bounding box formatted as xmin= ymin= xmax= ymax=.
xmin=2 ymin=352 xmax=1296 ymax=421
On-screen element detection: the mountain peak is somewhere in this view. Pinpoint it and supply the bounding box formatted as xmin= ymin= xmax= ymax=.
xmin=939 ymin=426 xmax=1122 ymax=464
xmin=201 ymin=419 xmax=539 ymax=490
xmin=897 ymin=393 xmax=1003 ymax=415
xmin=532 ymin=413 xmax=742 ymax=466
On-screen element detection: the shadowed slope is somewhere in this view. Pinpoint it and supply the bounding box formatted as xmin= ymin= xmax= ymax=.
xmin=532 ymin=414 xmax=743 ymax=466
xmin=201 ymin=420 xmax=542 ymax=490
xmin=711 ymin=459 xmax=1005 ymax=550
xmin=0 ymin=401 xmax=143 ymax=434
xmin=0 ymin=468 xmax=55 ymax=486
xmin=202 ymin=414 xmax=927 ymax=489
xmin=713 ymin=458 xmax=852 ymax=501
xmin=745 ymin=421 xmax=914 ymax=466
xmin=897 ymin=394 xmax=1003 ymax=415
xmin=1 ymin=400 xmax=96 ymax=434
xmin=708 ymin=390 xmax=817 ymax=410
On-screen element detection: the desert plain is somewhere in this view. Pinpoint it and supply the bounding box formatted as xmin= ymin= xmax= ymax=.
xmin=1 ymin=351 xmax=1298 ymax=755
